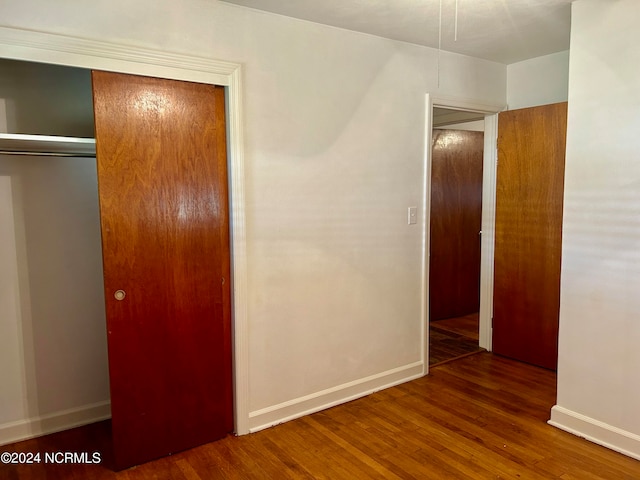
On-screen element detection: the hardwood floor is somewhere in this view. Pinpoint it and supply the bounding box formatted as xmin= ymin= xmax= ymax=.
xmin=430 ymin=313 xmax=483 ymax=366
xmin=432 ymin=313 xmax=480 ymax=341
xmin=2 ymin=353 xmax=639 ymax=479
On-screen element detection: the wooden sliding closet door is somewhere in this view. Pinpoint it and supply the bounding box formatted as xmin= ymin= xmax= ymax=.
xmin=92 ymin=71 xmax=233 ymax=469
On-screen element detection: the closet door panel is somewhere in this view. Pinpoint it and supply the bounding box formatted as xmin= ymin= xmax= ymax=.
xmin=92 ymin=71 xmax=232 ymax=469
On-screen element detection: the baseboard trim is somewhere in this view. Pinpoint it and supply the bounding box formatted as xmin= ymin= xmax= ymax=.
xmin=0 ymin=401 xmax=111 ymax=447
xmin=248 ymin=361 xmax=424 ymax=433
xmin=549 ymin=405 xmax=640 ymax=461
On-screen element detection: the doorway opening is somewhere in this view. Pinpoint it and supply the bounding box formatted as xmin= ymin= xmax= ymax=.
xmin=423 ymin=95 xmax=503 ymax=370
xmin=429 ymin=108 xmax=484 ymax=366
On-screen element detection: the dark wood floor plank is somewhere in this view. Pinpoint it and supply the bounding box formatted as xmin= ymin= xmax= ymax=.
xmin=301 ymin=415 xmax=405 ymax=479
xmin=431 ymin=313 xmax=480 ymax=340
xmin=429 ymin=313 xmax=482 ymax=366
xmin=354 ymin=387 xmax=547 ymax=479
xmin=314 ymin=410 xmax=450 ymax=480
xmin=268 ymin=424 xmax=345 ymax=479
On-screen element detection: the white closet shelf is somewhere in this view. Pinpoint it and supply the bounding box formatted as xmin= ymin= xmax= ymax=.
xmin=0 ymin=133 xmax=96 ymax=157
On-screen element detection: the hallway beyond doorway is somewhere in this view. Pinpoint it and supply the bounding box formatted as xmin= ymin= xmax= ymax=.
xmin=429 ymin=313 xmax=483 ymax=366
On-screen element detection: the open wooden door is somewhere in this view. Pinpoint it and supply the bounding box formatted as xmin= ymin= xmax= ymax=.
xmin=430 ymin=129 xmax=484 ymax=321
xmin=493 ymin=102 xmax=567 ymax=370
xmin=92 ymin=71 xmax=233 ymax=469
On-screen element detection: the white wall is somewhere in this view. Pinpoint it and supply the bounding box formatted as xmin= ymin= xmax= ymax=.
xmin=549 ymin=0 xmax=640 ymax=460
xmin=0 ymin=0 xmax=506 ymax=441
xmin=507 ymin=50 xmax=569 ymax=110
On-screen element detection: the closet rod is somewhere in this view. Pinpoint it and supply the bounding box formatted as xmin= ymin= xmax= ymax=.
xmin=0 ymin=150 xmax=96 ymax=157
xmin=0 ymin=133 xmax=96 ymax=157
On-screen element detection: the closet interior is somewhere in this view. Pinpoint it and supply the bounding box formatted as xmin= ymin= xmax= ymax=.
xmin=0 ymin=59 xmax=109 ymax=450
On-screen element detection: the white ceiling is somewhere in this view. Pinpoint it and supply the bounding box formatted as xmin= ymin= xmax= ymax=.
xmin=220 ymin=0 xmax=572 ymax=64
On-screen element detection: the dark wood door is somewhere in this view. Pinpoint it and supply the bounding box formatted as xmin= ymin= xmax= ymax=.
xmin=493 ymin=102 xmax=567 ymax=370
xmin=430 ymin=129 xmax=484 ymax=321
xmin=92 ymin=71 xmax=233 ymax=469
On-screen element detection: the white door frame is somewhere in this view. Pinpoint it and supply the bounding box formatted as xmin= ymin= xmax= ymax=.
xmin=424 ymin=94 xmax=504 ymax=369
xmin=0 ymin=26 xmax=251 ymax=435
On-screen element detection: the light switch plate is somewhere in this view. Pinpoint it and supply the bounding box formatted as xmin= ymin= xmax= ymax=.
xmin=408 ymin=206 xmax=417 ymax=225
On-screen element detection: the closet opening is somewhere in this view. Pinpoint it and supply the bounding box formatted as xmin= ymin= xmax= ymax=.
xmin=0 ymin=57 xmax=236 ymax=469
xmin=0 ymin=60 xmax=107 ymax=449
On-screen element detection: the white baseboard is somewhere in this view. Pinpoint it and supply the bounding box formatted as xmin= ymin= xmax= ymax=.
xmin=549 ymin=405 xmax=640 ymax=461
xmin=1 ymin=363 xmax=425 ymax=444
xmin=0 ymin=401 xmax=111 ymax=447
xmin=248 ymin=361 xmax=424 ymax=433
